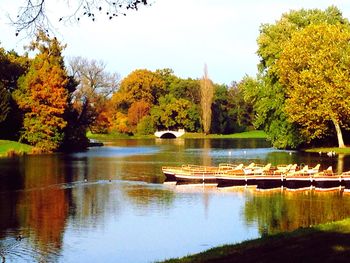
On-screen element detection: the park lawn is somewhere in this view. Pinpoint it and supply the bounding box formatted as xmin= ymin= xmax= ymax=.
xmin=161 ymin=218 xmax=350 ymax=263
xmin=305 ymin=147 xmax=350 ymax=155
xmin=0 ymin=140 xmax=32 ymax=157
xmin=87 ymin=130 xmax=267 ymax=140
xmin=183 ymin=130 xmax=267 ymax=139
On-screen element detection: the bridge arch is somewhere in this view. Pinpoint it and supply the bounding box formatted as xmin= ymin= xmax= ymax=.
xmin=154 ymin=129 xmax=185 ymax=138
xmin=159 ymin=132 xmax=177 ymax=139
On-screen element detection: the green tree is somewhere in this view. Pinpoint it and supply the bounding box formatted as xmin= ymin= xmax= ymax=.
xmin=241 ymin=75 xmax=303 ymax=148
xmin=278 ymin=23 xmax=350 ymax=148
xmin=227 ymin=81 xmax=254 ymax=133
xmin=255 ymin=6 xmax=348 ymax=148
xmin=0 ymin=47 xmax=29 ymax=139
xmin=151 ymin=94 xmax=200 ymax=131
xmin=14 ymin=31 xmax=69 ymax=152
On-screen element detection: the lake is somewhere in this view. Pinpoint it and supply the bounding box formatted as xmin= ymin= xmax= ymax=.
xmin=1 ymin=138 xmax=350 ymax=262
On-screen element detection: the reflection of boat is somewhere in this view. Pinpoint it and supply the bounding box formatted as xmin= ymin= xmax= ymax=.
xmin=313 ymin=166 xmax=343 ymax=190
xmin=284 ymin=164 xmax=320 ymax=190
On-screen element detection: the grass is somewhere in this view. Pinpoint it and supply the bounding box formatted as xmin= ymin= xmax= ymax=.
xmin=87 ymin=130 xmax=267 ymax=140
xmin=183 ymin=130 xmax=267 ymax=139
xmin=305 ymin=147 xmax=350 ymax=155
xmin=161 ymin=218 xmax=350 ymax=263
xmin=0 ymin=140 xmax=32 ymax=157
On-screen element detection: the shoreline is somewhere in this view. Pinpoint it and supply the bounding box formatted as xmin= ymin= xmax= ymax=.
xmin=160 ymin=218 xmax=350 ymax=262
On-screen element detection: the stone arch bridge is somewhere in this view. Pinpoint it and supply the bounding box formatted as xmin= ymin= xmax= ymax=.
xmin=154 ymin=129 xmax=185 ymax=138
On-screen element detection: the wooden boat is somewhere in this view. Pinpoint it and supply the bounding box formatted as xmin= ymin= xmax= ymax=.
xmin=253 ymin=163 xmax=286 ymax=189
xmin=284 ymin=164 xmax=320 ymax=189
xmin=215 ymin=163 xmax=250 ymax=187
xmin=163 ymin=163 xmax=246 ymax=185
xmin=216 ymin=163 xmax=274 ymax=187
xmin=313 ymin=166 xmax=342 ymax=190
xmin=173 ymin=165 xmax=220 ymax=185
xmin=341 ymin=171 xmax=350 ymax=191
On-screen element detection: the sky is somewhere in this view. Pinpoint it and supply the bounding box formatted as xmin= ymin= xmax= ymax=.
xmin=1 ymin=0 xmax=350 ymax=85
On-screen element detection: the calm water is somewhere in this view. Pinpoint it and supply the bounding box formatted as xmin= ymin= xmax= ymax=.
xmin=1 ymin=138 xmax=350 ymax=262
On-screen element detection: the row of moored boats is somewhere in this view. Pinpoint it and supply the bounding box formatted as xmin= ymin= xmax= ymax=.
xmin=162 ymin=163 xmax=350 ymax=190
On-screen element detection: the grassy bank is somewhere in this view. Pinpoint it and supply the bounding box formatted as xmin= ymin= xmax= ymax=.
xmin=87 ymin=130 xmax=267 ymax=140
xmin=183 ymin=130 xmax=267 ymax=139
xmin=161 ymin=218 xmax=350 ymax=263
xmin=305 ymin=147 xmax=350 ymax=155
xmin=0 ymin=140 xmax=32 ymax=157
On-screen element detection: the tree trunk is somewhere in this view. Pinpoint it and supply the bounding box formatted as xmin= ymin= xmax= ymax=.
xmin=332 ymin=118 xmax=345 ymax=148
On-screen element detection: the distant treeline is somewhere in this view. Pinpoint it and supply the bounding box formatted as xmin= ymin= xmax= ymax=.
xmin=1 ymin=6 xmax=350 ymax=152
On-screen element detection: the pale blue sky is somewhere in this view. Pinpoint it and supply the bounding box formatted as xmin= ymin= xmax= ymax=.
xmin=1 ymin=0 xmax=350 ymax=85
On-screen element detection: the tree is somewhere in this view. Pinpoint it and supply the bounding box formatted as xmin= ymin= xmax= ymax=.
xmin=278 ymin=23 xmax=350 ymax=148
xmin=0 ymin=47 xmax=29 ymax=139
xmin=254 ymin=6 xmax=348 ymax=148
xmin=14 ymin=31 xmax=69 ymax=152
xmin=11 ymin=0 xmax=149 ymax=36
xmin=200 ymin=64 xmax=214 ymax=134
xmin=240 ymin=75 xmax=303 ymax=148
xmin=0 ymin=83 xmax=10 ymax=124
xmin=151 ymin=94 xmax=200 ymax=132
xmin=227 ymin=81 xmax=254 ymax=132
xmin=68 ymin=56 xmax=120 ymax=133
xmin=127 ymin=100 xmax=150 ymax=131
xmin=111 ymin=69 xmax=165 ymax=112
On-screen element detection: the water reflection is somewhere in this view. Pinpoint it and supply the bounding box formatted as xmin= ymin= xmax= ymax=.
xmin=244 ymin=188 xmax=350 ymax=236
xmin=0 ymin=138 xmax=350 ymax=262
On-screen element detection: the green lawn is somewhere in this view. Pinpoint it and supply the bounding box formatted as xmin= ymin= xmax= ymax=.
xmin=305 ymin=147 xmax=350 ymax=155
xmin=183 ymin=130 xmax=267 ymax=139
xmin=0 ymin=140 xmax=32 ymax=157
xmin=87 ymin=130 xmax=267 ymax=140
xmin=161 ymin=218 xmax=350 ymax=263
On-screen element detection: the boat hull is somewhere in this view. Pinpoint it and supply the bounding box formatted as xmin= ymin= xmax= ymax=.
xmin=254 ymin=176 xmax=283 ymax=189
xmin=175 ymin=174 xmax=217 ymax=185
xmin=216 ymin=176 xmax=248 ymax=187
xmin=313 ymin=176 xmax=342 ymax=190
xmin=284 ymin=176 xmax=312 ymax=189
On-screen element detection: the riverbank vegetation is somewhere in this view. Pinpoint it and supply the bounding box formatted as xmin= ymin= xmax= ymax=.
xmin=0 ymin=140 xmax=32 ymax=157
xmin=162 ymin=218 xmax=350 ymax=263
xmin=1 ymin=6 xmax=350 ymax=152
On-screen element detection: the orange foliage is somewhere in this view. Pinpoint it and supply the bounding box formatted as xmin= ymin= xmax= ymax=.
xmin=127 ymin=100 xmax=150 ymax=127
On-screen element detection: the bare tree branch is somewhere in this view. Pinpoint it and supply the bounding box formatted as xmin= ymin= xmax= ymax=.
xmin=10 ymin=0 xmax=150 ymax=37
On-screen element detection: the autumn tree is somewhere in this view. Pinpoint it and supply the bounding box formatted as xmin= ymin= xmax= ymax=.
xmin=278 ymin=23 xmax=350 ymax=148
xmin=127 ymin=100 xmax=150 ymax=132
xmin=14 ymin=31 xmax=69 ymax=152
xmin=0 ymin=83 xmax=10 ymax=124
xmin=254 ymin=6 xmax=348 ymax=148
xmin=114 ymin=69 xmax=165 ymax=107
xmin=200 ymin=64 xmax=214 ymax=134
xmin=68 ymin=56 xmax=120 ymax=133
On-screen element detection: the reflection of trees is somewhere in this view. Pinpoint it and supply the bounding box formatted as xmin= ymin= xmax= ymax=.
xmin=70 ymin=183 xmax=121 ymax=228
xmin=124 ymin=186 xmax=175 ymax=210
xmin=244 ymin=190 xmax=350 ymax=235
xmin=17 ymin=156 xmax=68 ymax=260
xmin=0 ymin=159 xmax=24 ymax=234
